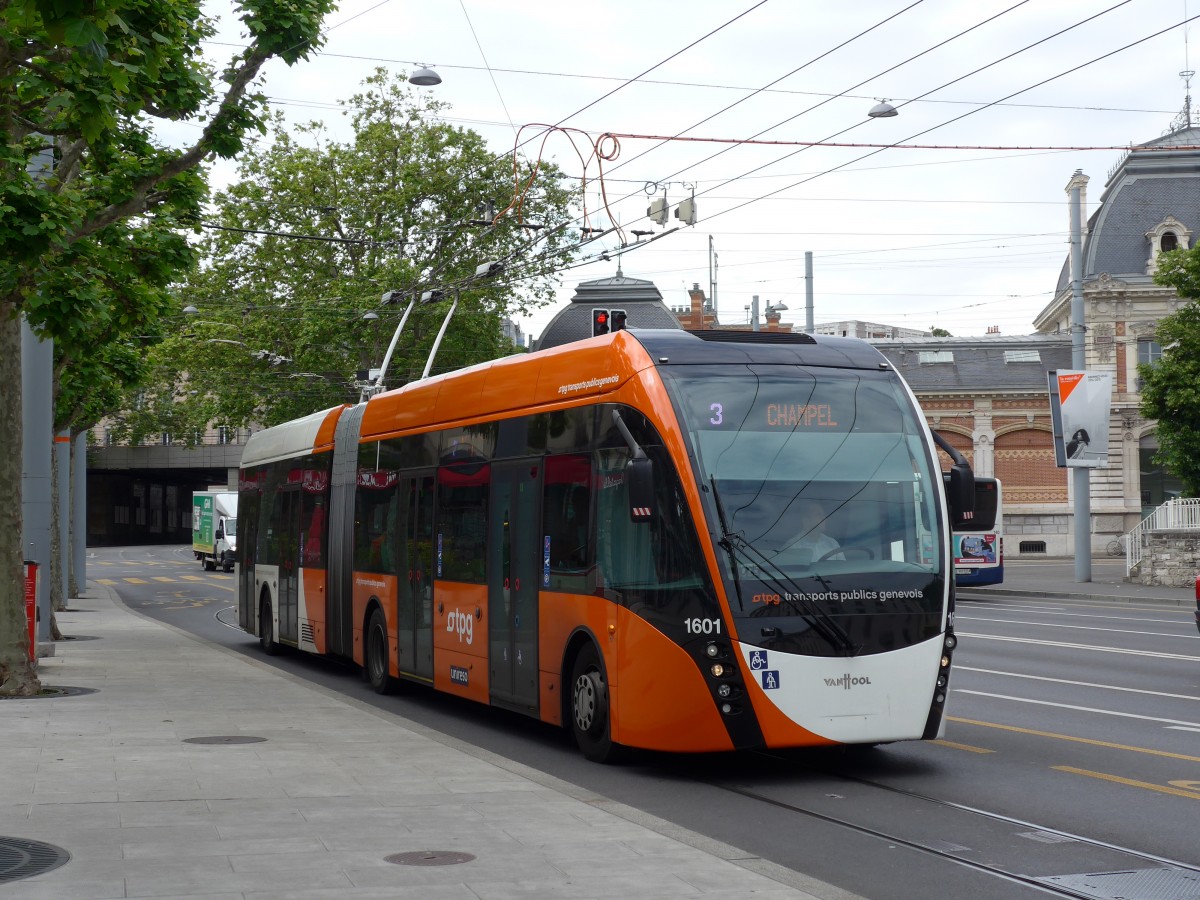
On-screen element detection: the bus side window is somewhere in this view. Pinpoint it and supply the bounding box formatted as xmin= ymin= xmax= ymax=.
xmin=543 ymin=454 xmax=592 ymax=592
xmin=438 ymin=463 xmax=489 ymax=583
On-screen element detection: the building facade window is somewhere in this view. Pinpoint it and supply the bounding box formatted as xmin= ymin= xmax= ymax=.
xmin=1145 ymin=216 xmax=1192 ymax=274
xmin=1137 ymin=339 xmax=1162 ymax=366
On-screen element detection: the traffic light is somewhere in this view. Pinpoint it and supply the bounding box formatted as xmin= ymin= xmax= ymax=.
xmin=611 ymin=309 xmax=628 ymax=332
xmin=592 ymin=308 xmax=610 ymax=337
xmin=647 ymin=197 xmax=669 ymax=225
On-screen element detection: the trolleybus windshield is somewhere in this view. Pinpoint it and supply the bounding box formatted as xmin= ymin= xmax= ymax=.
xmin=663 ymin=365 xmax=946 ymax=657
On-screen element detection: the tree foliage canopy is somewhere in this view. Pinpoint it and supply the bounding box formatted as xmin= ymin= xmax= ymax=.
xmin=0 ymin=0 xmax=335 ymax=694
xmin=1140 ymin=248 xmax=1200 ymax=495
xmin=112 ymin=70 xmax=580 ymax=439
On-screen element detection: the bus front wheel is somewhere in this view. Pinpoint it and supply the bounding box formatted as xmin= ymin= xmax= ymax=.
xmin=570 ymin=643 xmax=620 ymax=763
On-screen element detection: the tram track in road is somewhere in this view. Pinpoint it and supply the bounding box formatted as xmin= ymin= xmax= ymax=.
xmin=697 ymin=751 xmax=1200 ymax=900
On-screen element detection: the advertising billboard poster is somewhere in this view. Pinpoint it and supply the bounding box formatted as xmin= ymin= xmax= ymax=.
xmin=1048 ymin=370 xmax=1113 ymax=467
xmin=953 ymin=533 xmax=998 ymax=565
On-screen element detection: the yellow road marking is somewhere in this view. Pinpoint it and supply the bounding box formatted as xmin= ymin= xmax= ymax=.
xmin=124 ymin=578 xmax=148 ymax=584
xmin=1054 ymin=767 xmax=1200 ymax=801
xmin=180 ymin=575 xmax=205 ymax=582
xmin=151 ymin=576 xmax=176 ymax=583
xmin=96 ymin=579 xmax=117 ymax=585
xmin=933 ymin=739 xmax=995 ymax=754
xmin=949 ymin=716 xmax=1200 ymax=763
xmin=1170 ymin=780 xmax=1200 ymax=790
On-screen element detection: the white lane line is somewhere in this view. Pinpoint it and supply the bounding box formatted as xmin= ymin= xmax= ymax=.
xmin=954 ymin=665 xmax=1200 ymax=703
xmin=958 ymin=609 xmax=1188 ymax=625
xmin=953 ymin=689 xmax=1200 ymax=729
xmin=956 ymin=631 xmax=1200 ymax=661
xmin=956 ymin=617 xmax=1198 ymax=640
xmin=960 ymin=603 xmax=1066 ymax=612
xmin=1166 ymin=726 xmax=1200 ymax=733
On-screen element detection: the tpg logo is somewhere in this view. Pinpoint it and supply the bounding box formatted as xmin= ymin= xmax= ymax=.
xmin=446 ymin=608 xmax=474 ymax=644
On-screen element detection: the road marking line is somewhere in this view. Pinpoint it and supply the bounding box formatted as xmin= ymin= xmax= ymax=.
xmin=933 ymin=739 xmax=994 ymax=754
xmin=956 ymin=631 xmax=1199 ymax=661
xmin=948 ymin=716 xmax=1200 ymax=763
xmin=956 ymin=615 xmax=1196 ymax=641
xmin=1053 ymin=766 xmax=1200 ymax=801
xmin=96 ymin=579 xmax=117 ymax=585
xmin=124 ymin=578 xmax=148 ymax=584
xmin=151 ymin=577 xmax=176 ymax=583
xmin=955 ymin=666 xmax=1200 ymax=702
xmin=955 ymin=689 xmax=1200 ymax=729
xmin=1167 ymin=726 xmax=1200 ymax=733
xmin=179 ymin=576 xmax=206 ymax=582
xmin=958 ymin=609 xmax=1186 ymax=625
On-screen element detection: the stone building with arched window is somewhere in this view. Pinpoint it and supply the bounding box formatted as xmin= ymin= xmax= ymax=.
xmin=1032 ymin=126 xmax=1199 ymax=536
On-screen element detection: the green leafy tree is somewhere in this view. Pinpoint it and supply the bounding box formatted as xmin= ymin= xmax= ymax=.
xmin=930 ymin=326 xmax=952 ymax=337
xmin=1 ymin=0 xmax=335 ymax=695
xmin=1139 ymin=248 xmax=1200 ymax=495
xmin=117 ymin=69 xmax=579 ymax=436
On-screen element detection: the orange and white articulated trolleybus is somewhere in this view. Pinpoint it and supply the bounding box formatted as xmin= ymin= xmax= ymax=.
xmin=237 ymin=328 xmax=974 ymax=761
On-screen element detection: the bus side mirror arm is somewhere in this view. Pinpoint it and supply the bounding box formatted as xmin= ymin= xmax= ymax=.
xmin=611 ymin=410 xmax=654 ymax=523
xmin=931 ymin=429 xmax=976 ymax=528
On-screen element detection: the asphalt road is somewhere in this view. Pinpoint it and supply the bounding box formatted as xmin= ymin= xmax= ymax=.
xmin=81 ymin=545 xmax=1200 ymax=900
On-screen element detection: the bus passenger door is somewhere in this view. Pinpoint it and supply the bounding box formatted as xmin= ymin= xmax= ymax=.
xmin=397 ymin=471 xmax=435 ymax=681
xmin=488 ymin=460 xmax=542 ymax=712
xmin=277 ymin=488 xmax=301 ymax=643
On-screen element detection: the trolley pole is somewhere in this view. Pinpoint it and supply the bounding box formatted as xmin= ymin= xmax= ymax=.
xmin=1068 ymin=170 xmax=1091 ymax=583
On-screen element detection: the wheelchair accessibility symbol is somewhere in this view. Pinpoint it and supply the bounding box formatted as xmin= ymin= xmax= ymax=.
xmin=749 ymin=650 xmax=768 ymax=670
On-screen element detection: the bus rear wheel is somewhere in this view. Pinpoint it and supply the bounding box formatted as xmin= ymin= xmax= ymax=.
xmin=570 ymin=643 xmax=621 ymax=763
xmin=259 ymin=595 xmax=278 ymax=656
xmin=365 ymin=608 xmax=393 ymax=695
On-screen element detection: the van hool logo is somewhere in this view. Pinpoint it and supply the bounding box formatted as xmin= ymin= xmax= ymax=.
xmin=824 ymin=673 xmax=872 ymax=690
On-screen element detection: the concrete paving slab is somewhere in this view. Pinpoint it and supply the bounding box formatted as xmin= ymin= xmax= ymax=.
xmin=0 ymin=580 xmax=850 ymax=900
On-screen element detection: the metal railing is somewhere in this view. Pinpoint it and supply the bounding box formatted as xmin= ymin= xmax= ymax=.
xmin=1125 ymin=497 xmax=1200 ymax=574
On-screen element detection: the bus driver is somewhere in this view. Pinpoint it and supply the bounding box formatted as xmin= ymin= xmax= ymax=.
xmin=780 ymin=500 xmax=844 ymax=564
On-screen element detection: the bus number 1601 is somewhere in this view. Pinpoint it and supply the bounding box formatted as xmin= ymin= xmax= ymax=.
xmin=685 ymin=618 xmax=722 ymax=635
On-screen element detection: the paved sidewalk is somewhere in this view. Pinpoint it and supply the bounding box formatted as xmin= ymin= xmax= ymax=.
xmin=1 ymin=583 xmax=856 ymax=900
xmin=959 ymin=556 xmax=1198 ymax=606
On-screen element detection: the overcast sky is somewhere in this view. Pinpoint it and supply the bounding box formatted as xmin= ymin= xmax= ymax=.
xmin=187 ymin=0 xmax=1199 ymax=340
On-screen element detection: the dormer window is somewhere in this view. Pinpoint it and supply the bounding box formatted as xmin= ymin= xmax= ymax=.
xmin=1146 ymin=216 xmax=1192 ymax=274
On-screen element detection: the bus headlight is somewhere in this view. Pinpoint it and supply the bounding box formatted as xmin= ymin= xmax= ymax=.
xmin=710 ymin=663 xmax=726 ymax=677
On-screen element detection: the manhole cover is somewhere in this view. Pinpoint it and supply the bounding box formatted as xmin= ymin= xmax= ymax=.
xmin=182 ymin=736 xmax=267 ymax=745
xmin=0 ymin=836 xmax=70 ymax=884
xmin=385 ymin=851 xmax=476 ymax=866
xmin=0 ymin=686 xmax=96 ymax=700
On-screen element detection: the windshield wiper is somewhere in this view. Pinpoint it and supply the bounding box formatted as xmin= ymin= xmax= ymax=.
xmin=720 ymin=527 xmax=859 ymax=658
xmin=708 ymin=478 xmax=857 ymax=656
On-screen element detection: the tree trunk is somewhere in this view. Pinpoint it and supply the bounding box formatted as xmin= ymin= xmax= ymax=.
xmin=0 ymin=306 xmax=40 ymax=696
